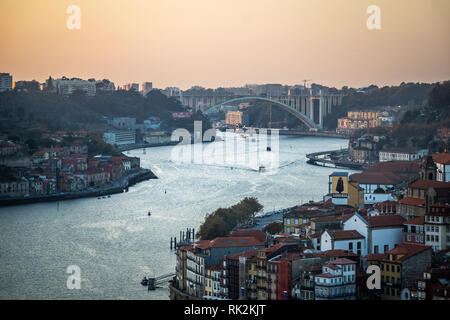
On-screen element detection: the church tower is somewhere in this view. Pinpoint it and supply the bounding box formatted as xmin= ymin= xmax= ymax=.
xmin=420 ymin=155 xmax=437 ymax=180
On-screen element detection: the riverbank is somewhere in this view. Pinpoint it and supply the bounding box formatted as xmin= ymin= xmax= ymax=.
xmin=0 ymin=168 xmax=157 ymax=207
xmin=118 ymin=141 xmax=179 ymax=152
xmin=306 ymin=148 xmax=367 ymax=170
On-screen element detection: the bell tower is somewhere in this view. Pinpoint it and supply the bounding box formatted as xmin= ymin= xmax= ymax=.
xmin=420 ymin=155 xmax=437 ymax=180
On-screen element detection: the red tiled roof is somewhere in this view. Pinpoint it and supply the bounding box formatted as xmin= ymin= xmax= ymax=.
xmin=404 ymin=216 xmax=425 ymax=226
xmin=197 ymin=236 xmax=264 ymax=249
xmin=227 ymin=250 xmax=259 ymax=260
xmin=365 ymin=160 xmax=420 ymax=174
xmin=330 ymin=258 xmax=356 ymax=265
xmin=386 ymin=243 xmax=431 ymax=261
xmin=323 ymin=263 xmax=340 ymax=270
xmin=432 ymin=153 xmax=450 ymax=165
xmin=316 ymin=273 xmax=340 ymax=278
xmin=229 ymin=229 xmax=266 ymax=242
xmin=408 ymin=179 xmax=450 ymax=190
xmin=329 ymin=230 xmax=365 ymax=240
xmin=259 ymin=243 xmax=288 ymax=253
xmin=350 ymin=171 xmax=409 ymax=185
xmin=340 ymin=213 xmax=358 ymax=223
xmin=321 ymin=249 xmax=358 ymax=258
xmin=179 ymin=245 xmax=195 ymax=252
xmin=365 ymin=253 xmax=385 ymax=261
xmin=374 ymin=200 xmax=398 ymax=212
xmin=399 ymin=197 xmax=425 ymax=207
xmin=368 ymin=215 xmax=406 ymax=228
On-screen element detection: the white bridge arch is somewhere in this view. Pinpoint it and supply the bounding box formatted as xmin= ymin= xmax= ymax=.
xmin=202 ymin=96 xmax=319 ymax=129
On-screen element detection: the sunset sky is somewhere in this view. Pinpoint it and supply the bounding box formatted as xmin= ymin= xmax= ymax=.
xmin=0 ymin=0 xmax=449 ymax=90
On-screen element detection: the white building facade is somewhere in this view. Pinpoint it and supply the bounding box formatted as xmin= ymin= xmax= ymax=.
xmin=315 ymin=258 xmax=357 ymax=300
xmin=379 ymin=148 xmax=428 ymax=162
xmin=343 ymin=213 xmax=405 ymax=254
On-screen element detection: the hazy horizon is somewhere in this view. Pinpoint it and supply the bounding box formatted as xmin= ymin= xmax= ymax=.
xmin=1 ymin=0 xmax=449 ymax=90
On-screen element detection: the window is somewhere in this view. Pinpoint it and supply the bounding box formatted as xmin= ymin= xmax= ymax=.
xmin=384 ymin=245 xmax=389 ymax=252
xmin=294 ymin=219 xmax=299 ymax=225
xmin=374 ymin=245 xmax=379 ymax=254
xmin=349 ymin=242 xmax=353 ymax=250
xmin=286 ymin=219 xmax=290 ymax=225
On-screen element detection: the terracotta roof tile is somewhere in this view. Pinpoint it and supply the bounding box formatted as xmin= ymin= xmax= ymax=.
xmin=229 ymin=229 xmax=266 ymax=242
xmin=368 ymin=215 xmax=406 ymax=228
xmin=365 ymin=160 xmax=420 ymax=174
xmin=365 ymin=253 xmax=385 ymax=261
xmin=432 ymin=153 xmax=450 ymax=165
xmin=386 ymin=243 xmax=431 ymax=261
xmin=350 ymin=171 xmax=409 ymax=185
xmin=408 ymin=179 xmax=450 ymax=190
xmin=329 ymin=230 xmax=365 ymax=240
xmin=404 ymin=216 xmax=425 ymax=225
xmin=399 ymin=197 xmax=425 ymax=207
xmin=197 ymin=236 xmax=264 ymax=249
xmin=330 ymin=258 xmax=357 ymax=265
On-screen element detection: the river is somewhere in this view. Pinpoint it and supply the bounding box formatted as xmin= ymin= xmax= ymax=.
xmin=0 ymin=134 xmax=352 ymax=299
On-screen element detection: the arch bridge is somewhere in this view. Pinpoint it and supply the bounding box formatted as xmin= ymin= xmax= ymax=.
xmin=184 ymin=92 xmax=343 ymax=130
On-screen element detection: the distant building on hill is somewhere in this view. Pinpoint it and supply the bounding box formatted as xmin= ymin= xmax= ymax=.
xmin=0 ymin=73 xmax=13 ymax=92
xmin=103 ymin=130 xmax=136 ymax=146
xmin=379 ymin=148 xmax=428 ymax=162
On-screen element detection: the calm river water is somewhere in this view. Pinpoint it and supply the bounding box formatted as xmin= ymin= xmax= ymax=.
xmin=0 ymin=134 xmax=351 ymax=299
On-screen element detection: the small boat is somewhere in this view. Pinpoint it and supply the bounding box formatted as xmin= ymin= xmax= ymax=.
xmin=148 ymin=211 xmax=151 ymax=216
xmin=267 ymin=146 xmax=271 ymax=151
xmin=258 ymin=166 xmax=266 ymax=173
xmin=141 ymin=277 xmax=148 ymax=286
xmin=107 ymin=195 xmax=111 ymax=198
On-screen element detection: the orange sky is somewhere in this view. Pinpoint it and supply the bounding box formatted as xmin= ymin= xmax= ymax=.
xmin=0 ymin=0 xmax=449 ymax=89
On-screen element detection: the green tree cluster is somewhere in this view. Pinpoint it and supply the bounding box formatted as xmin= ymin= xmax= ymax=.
xmin=263 ymin=222 xmax=283 ymax=235
xmin=196 ymin=197 xmax=263 ymax=240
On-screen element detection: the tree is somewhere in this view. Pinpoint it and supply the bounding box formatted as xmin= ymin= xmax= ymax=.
xmin=428 ymin=81 xmax=450 ymax=109
xmin=263 ymin=222 xmax=283 ymax=235
xmin=196 ymin=198 xmax=263 ymax=240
